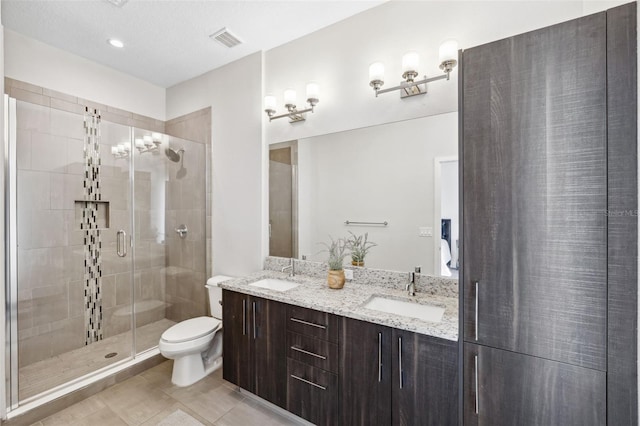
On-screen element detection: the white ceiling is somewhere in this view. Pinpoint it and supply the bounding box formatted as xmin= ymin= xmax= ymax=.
xmin=1 ymin=0 xmax=384 ymax=88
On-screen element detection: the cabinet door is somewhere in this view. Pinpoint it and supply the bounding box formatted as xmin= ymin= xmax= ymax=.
xmin=222 ymin=290 xmax=253 ymax=392
xmin=339 ymin=317 xmax=392 ymax=426
xmin=393 ymin=330 xmax=458 ymax=426
xmin=253 ymin=297 xmax=287 ymax=409
xmin=462 ymin=12 xmax=607 ymax=370
xmin=463 ymin=343 xmax=605 ymax=426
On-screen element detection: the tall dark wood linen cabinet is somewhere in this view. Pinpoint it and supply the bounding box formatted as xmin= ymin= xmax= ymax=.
xmin=460 ymin=3 xmax=637 ymax=425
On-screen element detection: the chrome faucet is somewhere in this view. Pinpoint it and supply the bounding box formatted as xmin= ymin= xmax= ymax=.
xmin=406 ymin=266 xmax=421 ymax=296
xmin=281 ymin=258 xmax=295 ymax=277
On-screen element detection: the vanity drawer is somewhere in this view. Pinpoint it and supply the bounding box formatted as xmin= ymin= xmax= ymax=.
xmin=287 ymin=331 xmax=339 ymax=373
xmin=287 ymin=358 xmax=338 ymax=426
xmin=286 ymin=305 xmax=340 ymax=343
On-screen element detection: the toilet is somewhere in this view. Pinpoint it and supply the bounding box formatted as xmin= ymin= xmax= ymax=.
xmin=159 ymin=275 xmax=233 ymax=387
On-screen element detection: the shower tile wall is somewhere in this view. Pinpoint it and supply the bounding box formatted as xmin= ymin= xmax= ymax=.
xmin=14 ymin=102 xmax=164 ymax=367
xmin=165 ymin=108 xmax=211 ymax=320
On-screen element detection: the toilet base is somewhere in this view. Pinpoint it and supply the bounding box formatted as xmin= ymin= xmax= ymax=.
xmin=171 ymin=353 xmax=222 ymax=387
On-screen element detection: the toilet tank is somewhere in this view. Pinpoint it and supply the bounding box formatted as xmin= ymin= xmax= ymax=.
xmin=206 ymin=276 xmax=233 ymax=319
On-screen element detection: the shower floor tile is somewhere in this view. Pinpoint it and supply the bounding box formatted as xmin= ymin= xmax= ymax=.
xmin=19 ymin=319 xmax=175 ymax=401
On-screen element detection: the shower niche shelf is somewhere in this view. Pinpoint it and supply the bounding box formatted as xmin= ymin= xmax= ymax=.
xmin=74 ymin=200 xmax=110 ymax=230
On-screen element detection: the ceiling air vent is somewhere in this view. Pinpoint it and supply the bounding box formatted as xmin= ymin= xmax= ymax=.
xmin=104 ymin=0 xmax=128 ymax=7
xmin=210 ymin=28 xmax=243 ymax=48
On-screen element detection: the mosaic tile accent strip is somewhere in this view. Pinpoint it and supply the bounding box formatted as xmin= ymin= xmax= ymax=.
xmin=83 ymin=107 xmax=103 ymax=345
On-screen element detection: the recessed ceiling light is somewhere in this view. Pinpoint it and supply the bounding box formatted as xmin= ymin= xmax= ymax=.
xmin=107 ymin=38 xmax=124 ymax=48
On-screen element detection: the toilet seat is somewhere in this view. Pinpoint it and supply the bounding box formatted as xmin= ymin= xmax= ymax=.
xmin=161 ymin=316 xmax=221 ymax=343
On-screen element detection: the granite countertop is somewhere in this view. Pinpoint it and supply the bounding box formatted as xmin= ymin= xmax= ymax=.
xmin=219 ymin=270 xmax=458 ymax=341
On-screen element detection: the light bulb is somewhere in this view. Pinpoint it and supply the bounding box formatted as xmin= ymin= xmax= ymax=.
xmin=306 ymin=83 xmax=319 ymax=99
xmin=264 ymin=95 xmax=277 ymax=111
xmin=439 ymin=40 xmax=459 ymax=64
xmin=369 ymin=62 xmax=385 ymax=83
xmin=402 ymin=51 xmax=419 ymax=74
xmin=284 ymin=89 xmax=297 ymax=106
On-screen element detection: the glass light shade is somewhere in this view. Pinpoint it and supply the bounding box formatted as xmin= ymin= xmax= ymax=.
xmin=264 ymin=95 xmax=277 ymax=110
xmin=439 ymin=40 xmax=459 ymax=64
xmin=135 ymin=138 xmax=145 ymax=149
xmin=402 ymin=51 xmax=419 ymax=73
xmin=284 ymin=89 xmax=297 ymax=106
xmin=123 ymin=143 xmax=131 ymax=152
xmin=369 ymin=62 xmax=385 ymax=82
xmin=151 ymin=132 xmax=162 ymax=141
xmin=117 ymin=144 xmax=125 ymax=154
xmin=143 ymin=135 xmax=153 ymax=147
xmin=111 ymin=146 xmax=119 ymax=155
xmin=306 ymin=82 xmax=320 ymax=101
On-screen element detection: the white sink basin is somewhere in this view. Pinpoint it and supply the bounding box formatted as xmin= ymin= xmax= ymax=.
xmin=363 ymin=296 xmax=445 ymax=323
xmin=249 ymin=279 xmax=300 ymax=292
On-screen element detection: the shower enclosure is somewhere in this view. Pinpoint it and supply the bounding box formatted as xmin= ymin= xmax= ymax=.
xmin=4 ymin=97 xmax=207 ymax=411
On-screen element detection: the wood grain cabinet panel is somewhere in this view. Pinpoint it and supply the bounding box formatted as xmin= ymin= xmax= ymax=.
xmin=462 ymin=11 xmax=608 ymax=370
xmin=463 ymin=344 xmax=606 ymax=426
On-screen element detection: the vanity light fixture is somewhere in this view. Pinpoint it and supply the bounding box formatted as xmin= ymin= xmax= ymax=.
xmin=112 ymin=133 xmax=162 ymax=159
xmin=369 ymin=40 xmax=458 ymax=98
xmin=264 ymin=83 xmax=320 ymax=123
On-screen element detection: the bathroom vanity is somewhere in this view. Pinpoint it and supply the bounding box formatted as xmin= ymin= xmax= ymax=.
xmin=220 ymin=268 xmax=458 ymax=426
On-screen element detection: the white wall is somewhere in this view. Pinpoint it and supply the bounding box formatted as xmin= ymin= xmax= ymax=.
xmin=166 ymin=52 xmax=264 ymax=277
xmin=4 ymin=30 xmax=165 ymax=120
xmin=264 ymin=1 xmax=588 ymax=145
xmin=297 ymin=113 xmax=457 ymax=273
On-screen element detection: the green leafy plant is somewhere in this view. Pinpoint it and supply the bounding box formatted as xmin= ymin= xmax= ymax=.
xmin=320 ymin=236 xmax=349 ymax=271
xmin=346 ymin=231 xmax=377 ymax=263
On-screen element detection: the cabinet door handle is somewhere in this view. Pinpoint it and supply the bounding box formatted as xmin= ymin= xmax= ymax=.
xmin=398 ymin=336 xmax=403 ymax=389
xmin=378 ymin=332 xmax=382 ymax=382
xmin=290 ymin=374 xmax=326 ymax=390
xmin=290 ymin=346 xmax=326 ymax=360
xmin=252 ymin=302 xmax=257 ymax=339
xmin=474 ymin=354 xmax=479 ymax=414
xmin=474 ymin=280 xmax=479 ymax=341
xmin=290 ymin=317 xmax=327 ymax=329
xmin=242 ymin=299 xmax=246 ymax=336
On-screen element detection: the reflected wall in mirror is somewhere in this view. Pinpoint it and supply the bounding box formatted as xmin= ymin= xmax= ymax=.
xmin=269 ymin=111 xmax=457 ymax=275
xmin=269 ymin=141 xmax=298 ymax=258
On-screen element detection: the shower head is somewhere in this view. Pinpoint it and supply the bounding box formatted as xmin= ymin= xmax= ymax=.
xmin=165 ymin=147 xmax=184 ymax=163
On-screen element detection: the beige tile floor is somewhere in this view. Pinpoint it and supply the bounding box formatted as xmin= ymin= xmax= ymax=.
xmin=20 ymin=319 xmax=176 ymax=401
xmin=30 ymin=361 xmax=304 ymax=426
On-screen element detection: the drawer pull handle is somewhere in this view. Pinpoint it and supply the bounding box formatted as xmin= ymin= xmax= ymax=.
xmin=291 ymin=346 xmax=327 ymax=360
xmin=290 ymin=374 xmax=326 ymax=390
xmin=475 ymin=354 xmax=479 ymax=414
xmin=398 ymin=336 xmax=403 ymax=389
xmin=290 ymin=317 xmax=327 ymax=330
xmin=474 ymin=280 xmax=479 ymax=341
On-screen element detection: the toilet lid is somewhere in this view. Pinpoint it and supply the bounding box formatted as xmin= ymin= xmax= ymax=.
xmin=161 ymin=317 xmax=221 ymax=343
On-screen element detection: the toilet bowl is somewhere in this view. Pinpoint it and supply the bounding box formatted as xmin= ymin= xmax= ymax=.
xmin=159 ymin=275 xmax=232 ymax=387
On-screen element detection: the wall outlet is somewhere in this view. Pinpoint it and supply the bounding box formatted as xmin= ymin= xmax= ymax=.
xmin=344 ymin=269 xmax=354 ymax=280
xmin=419 ymin=227 xmax=433 ymax=237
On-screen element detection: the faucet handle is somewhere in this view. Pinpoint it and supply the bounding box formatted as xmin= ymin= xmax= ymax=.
xmin=414 ymin=266 xmax=421 ymax=274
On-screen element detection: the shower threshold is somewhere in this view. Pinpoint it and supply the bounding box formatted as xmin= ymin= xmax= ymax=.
xmin=16 ymin=319 xmax=175 ymax=404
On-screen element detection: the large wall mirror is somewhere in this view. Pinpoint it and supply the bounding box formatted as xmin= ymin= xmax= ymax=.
xmin=269 ymin=111 xmax=458 ymax=276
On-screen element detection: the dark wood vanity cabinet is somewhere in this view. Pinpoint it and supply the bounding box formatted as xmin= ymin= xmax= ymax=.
xmin=461 ymin=3 xmax=637 ymax=425
xmin=340 ymin=317 xmax=458 ymax=426
xmin=222 ymin=290 xmax=287 ymax=409
xmin=285 ymin=304 xmax=340 ymax=426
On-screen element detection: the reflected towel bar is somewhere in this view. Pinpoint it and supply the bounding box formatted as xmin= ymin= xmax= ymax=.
xmin=344 ymin=220 xmax=388 ymax=226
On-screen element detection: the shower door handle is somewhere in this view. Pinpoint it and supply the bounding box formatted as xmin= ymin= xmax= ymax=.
xmin=117 ymin=230 xmax=127 ymax=257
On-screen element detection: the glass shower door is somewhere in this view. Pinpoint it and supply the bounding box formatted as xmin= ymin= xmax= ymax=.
xmin=6 ymin=99 xmax=135 ymax=405
xmin=132 ymin=129 xmax=207 ymax=354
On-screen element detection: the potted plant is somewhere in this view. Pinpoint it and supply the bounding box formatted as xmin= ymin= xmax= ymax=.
xmin=321 ymin=236 xmax=349 ymax=289
xmin=346 ymin=231 xmax=377 ymax=267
